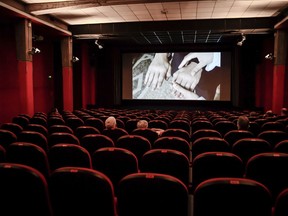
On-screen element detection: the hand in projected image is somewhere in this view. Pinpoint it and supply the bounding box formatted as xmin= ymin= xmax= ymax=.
xmin=178 ymin=52 xmax=218 ymax=76
xmin=172 ymin=62 xmax=203 ymax=91
xmin=144 ymin=53 xmax=172 ymax=90
xmin=172 ymin=82 xmax=204 ymax=100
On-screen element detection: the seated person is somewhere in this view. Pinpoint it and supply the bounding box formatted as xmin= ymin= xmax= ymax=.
xmin=281 ymin=107 xmax=288 ymax=117
xmin=237 ymin=115 xmax=250 ymax=130
xmin=137 ymin=119 xmax=164 ymax=136
xmin=105 ymin=116 xmax=117 ymax=129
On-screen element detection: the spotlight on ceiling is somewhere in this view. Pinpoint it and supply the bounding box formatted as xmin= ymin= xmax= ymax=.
xmin=265 ymin=53 xmax=274 ymax=60
xmin=237 ymin=33 xmax=246 ymax=46
xmin=95 ymin=40 xmax=103 ymax=49
xmin=72 ymin=56 xmax=79 ymax=63
xmin=28 ymin=47 xmax=41 ymax=55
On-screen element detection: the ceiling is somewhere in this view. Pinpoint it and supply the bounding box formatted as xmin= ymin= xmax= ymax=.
xmin=2 ymin=0 xmax=288 ymax=44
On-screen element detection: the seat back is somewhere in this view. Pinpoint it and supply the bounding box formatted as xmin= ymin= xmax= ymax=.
xmin=161 ymin=128 xmax=191 ymax=143
xmin=80 ymin=134 xmax=114 ymax=156
xmin=17 ymin=131 xmax=49 ymax=152
xmin=48 ymin=124 xmax=73 ymax=135
xmin=274 ymin=140 xmax=288 ymax=153
xmin=274 ymin=188 xmax=288 ymax=216
xmin=74 ymin=125 xmax=100 ymax=139
xmin=116 ymin=134 xmax=151 ymax=163
xmin=141 ymin=149 xmax=190 ymax=187
xmin=0 ymin=122 xmax=23 ymax=136
xmin=25 ymin=123 xmax=48 ymax=137
xmin=245 ymin=152 xmax=288 ymax=202
xmin=223 ymin=130 xmax=255 ymax=146
xmin=153 ymin=136 xmax=191 ymax=159
xmin=49 ymin=167 xmax=116 ymax=216
xmin=102 ymin=127 xmax=129 ymax=144
xmin=214 ymin=120 xmax=238 ymax=137
xmin=169 ymin=119 xmax=191 ymax=135
xmin=257 ymin=130 xmax=288 ymax=147
xmin=0 ymin=163 xmax=53 ymax=216
xmin=191 ymin=129 xmax=222 ymax=143
xmin=92 ymin=147 xmax=139 ymax=195
xmin=232 ymin=138 xmax=272 ymax=165
xmin=84 ymin=117 xmax=104 ymax=132
xmin=191 ymin=137 xmax=230 ymax=159
xmin=6 ymin=142 xmax=50 ymax=178
xmin=49 ymin=144 xmax=92 ymax=171
xmin=48 ymin=132 xmax=80 ymax=147
xmin=193 ymin=177 xmax=272 ymax=216
xmin=117 ymin=173 xmax=188 ymax=216
xmin=131 ymin=128 xmax=159 ymax=145
xmin=192 ymin=152 xmax=244 ymax=191
xmin=0 ymin=129 xmax=17 ymax=149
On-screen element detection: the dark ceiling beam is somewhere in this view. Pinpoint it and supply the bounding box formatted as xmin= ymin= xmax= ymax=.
xmin=69 ymin=17 xmax=277 ymax=36
xmin=26 ymin=1 xmax=100 ymax=13
xmin=26 ymin=0 xmax=197 ymax=14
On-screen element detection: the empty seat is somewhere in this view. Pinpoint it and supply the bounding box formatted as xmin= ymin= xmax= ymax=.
xmin=245 ymin=152 xmax=288 ymax=202
xmin=191 ymin=129 xmax=222 ymax=143
xmin=161 ymin=128 xmax=191 ymax=143
xmin=191 ymin=137 xmax=230 ymax=159
xmin=192 ymin=152 xmax=244 ymax=191
xmin=6 ymin=142 xmax=50 ymax=178
xmin=125 ymin=119 xmax=140 ymax=134
xmin=0 ymin=129 xmax=17 ymax=149
xmin=47 ymin=117 xmax=65 ymax=127
xmin=193 ymin=177 xmax=272 ymax=216
xmin=191 ymin=120 xmax=214 ymax=133
xmin=25 ymin=123 xmax=48 ymax=137
xmin=214 ymin=120 xmax=238 ymax=137
xmin=0 ymin=163 xmax=53 ymax=216
xmin=102 ymin=127 xmax=129 ymax=144
xmin=49 ymin=144 xmax=92 ymax=171
xmin=141 ymin=149 xmax=190 ymax=188
xmin=92 ymin=147 xmax=139 ymax=195
xmin=116 ymin=134 xmax=151 ymax=163
xmin=80 ymin=134 xmax=115 ymax=156
xmin=274 ymin=188 xmax=288 ymax=216
xmin=48 ymin=124 xmax=73 ymax=135
xmin=12 ymin=115 xmax=30 ymax=129
xmin=257 ymin=130 xmax=288 ymax=147
xmin=153 ymin=136 xmax=191 ymax=159
xmin=149 ymin=119 xmax=168 ymax=130
xmin=74 ymin=125 xmax=100 ymax=139
xmin=274 ymin=140 xmax=288 ymax=153
xmin=84 ymin=117 xmax=104 ymax=132
xmin=169 ymin=119 xmax=191 ymax=135
xmin=65 ymin=117 xmax=84 ymax=132
xmin=29 ymin=116 xmax=48 ymax=128
xmin=232 ymin=138 xmax=272 ymax=165
xmin=17 ymin=131 xmax=49 ymax=152
xmin=0 ymin=122 xmax=23 ymax=136
xmin=0 ymin=145 xmax=5 ymax=162
xmin=48 ymin=132 xmax=80 ymax=147
xmin=117 ymin=173 xmax=189 ymax=216
xmin=261 ymin=121 xmax=285 ymax=132
xmin=223 ymin=130 xmax=255 ymax=146
xmin=49 ymin=167 xmax=117 ymax=216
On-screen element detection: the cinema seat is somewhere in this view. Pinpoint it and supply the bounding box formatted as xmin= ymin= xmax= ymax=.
xmin=117 ymin=173 xmax=188 ymax=216
xmin=49 ymin=167 xmax=117 ymax=216
xmin=0 ymin=163 xmax=53 ymax=216
xmin=193 ymin=177 xmax=272 ymax=216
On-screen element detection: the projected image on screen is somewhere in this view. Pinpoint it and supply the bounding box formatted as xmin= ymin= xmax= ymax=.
xmin=122 ymin=51 xmax=231 ymax=101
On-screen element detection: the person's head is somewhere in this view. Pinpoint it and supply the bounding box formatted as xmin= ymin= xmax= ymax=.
xmin=237 ymin=115 xmax=250 ymax=130
xmin=105 ymin=116 xmax=117 ymax=129
xmin=281 ymin=107 xmax=288 ymax=116
xmin=137 ymin=120 xmax=149 ymax=129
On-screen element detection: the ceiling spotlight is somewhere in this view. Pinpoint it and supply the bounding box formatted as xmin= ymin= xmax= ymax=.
xmin=72 ymin=56 xmax=79 ymax=63
xmin=28 ymin=47 xmax=41 ymax=55
xmin=237 ymin=33 xmax=246 ymax=46
xmin=95 ymin=40 xmax=103 ymax=49
xmin=265 ymin=53 xmax=274 ymax=60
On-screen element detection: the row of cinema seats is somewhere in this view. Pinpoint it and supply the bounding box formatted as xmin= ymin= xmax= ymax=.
xmin=0 ymin=109 xmax=288 ymax=215
xmin=1 ymin=161 xmax=288 ymax=216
